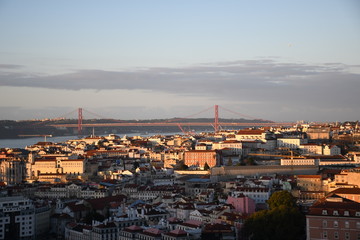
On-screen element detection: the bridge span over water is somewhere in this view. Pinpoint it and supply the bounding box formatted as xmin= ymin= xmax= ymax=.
xmin=49 ymin=121 xmax=294 ymax=128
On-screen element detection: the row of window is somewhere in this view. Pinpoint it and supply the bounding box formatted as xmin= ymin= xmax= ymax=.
xmin=322 ymin=231 xmax=359 ymax=240
xmin=323 ymin=220 xmax=360 ymax=229
xmin=322 ymin=209 xmax=360 ymax=216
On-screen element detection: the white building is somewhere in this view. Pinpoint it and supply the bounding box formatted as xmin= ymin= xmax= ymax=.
xmin=0 ymin=196 xmax=35 ymax=239
xmin=299 ymin=144 xmax=323 ymax=155
xmin=277 ymin=138 xmax=308 ymax=150
xmin=323 ymin=145 xmax=341 ymax=156
xmin=212 ymin=140 xmax=243 ymax=155
xmin=281 ymin=158 xmax=317 ymax=166
xmin=232 ymin=187 xmax=271 ymax=204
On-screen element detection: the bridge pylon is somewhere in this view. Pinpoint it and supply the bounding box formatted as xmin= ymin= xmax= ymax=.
xmin=78 ymin=108 xmax=83 ymax=135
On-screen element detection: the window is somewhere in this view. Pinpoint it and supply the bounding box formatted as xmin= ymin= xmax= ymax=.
xmin=322 ymin=210 xmax=328 ymax=215
xmin=323 ymin=220 xmax=327 ymax=228
xmin=345 ymin=232 xmax=350 ymax=240
xmin=345 ymin=221 xmax=350 ymax=228
xmin=333 ymin=210 xmax=339 ymax=215
xmin=357 ymin=222 xmax=360 ymax=229
xmin=344 ymin=211 xmax=349 ymax=216
xmin=334 ymin=231 xmax=339 ymax=239
xmin=334 ymin=221 xmax=338 ymax=227
xmin=323 ymin=231 xmax=328 ymax=239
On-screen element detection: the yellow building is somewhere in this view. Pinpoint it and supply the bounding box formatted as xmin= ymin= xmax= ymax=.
xmin=27 ymin=156 xmax=85 ymax=180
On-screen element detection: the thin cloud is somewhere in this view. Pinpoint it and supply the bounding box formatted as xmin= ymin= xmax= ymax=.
xmin=0 ymin=60 xmax=359 ymax=111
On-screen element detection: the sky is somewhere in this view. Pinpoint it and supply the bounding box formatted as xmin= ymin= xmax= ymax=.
xmin=0 ymin=0 xmax=359 ymax=122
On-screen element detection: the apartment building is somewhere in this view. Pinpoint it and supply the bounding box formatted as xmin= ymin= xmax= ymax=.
xmin=0 ymin=196 xmax=35 ymax=239
xmin=306 ymin=196 xmax=360 ymax=240
xmin=184 ymin=150 xmax=220 ymax=168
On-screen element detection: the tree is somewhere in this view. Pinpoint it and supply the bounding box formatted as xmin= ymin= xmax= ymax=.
xmin=242 ymin=190 xmax=305 ymax=240
xmin=267 ymin=190 xmax=296 ymax=209
xmin=242 ymin=206 xmax=305 ymax=240
xmin=203 ymin=162 xmax=210 ymax=170
xmin=178 ymin=161 xmax=189 ymax=170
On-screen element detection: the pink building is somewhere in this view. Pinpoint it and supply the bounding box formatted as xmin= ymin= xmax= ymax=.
xmin=226 ymin=194 xmax=255 ymax=214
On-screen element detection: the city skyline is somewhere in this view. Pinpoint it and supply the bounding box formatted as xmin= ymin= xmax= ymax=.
xmin=1 ymin=1 xmax=360 ymax=121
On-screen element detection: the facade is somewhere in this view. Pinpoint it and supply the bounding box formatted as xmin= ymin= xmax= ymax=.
xmin=330 ymin=188 xmax=360 ymax=203
xmin=277 ymin=137 xmax=308 ymax=150
xmin=184 ymin=150 xmax=219 ymax=168
xmin=235 ymin=130 xmax=267 ymax=141
xmin=281 ymin=158 xmax=316 ymax=166
xmin=323 ymin=145 xmax=341 ymax=156
xmin=299 ymin=144 xmax=323 ymax=155
xmin=306 ymin=196 xmax=360 ymax=240
xmin=0 ymin=157 xmax=26 ymax=184
xmin=334 ymin=168 xmax=360 ymax=187
xmin=306 ymin=127 xmax=331 ymax=140
xmin=226 ymin=195 xmax=255 ymax=214
xmin=297 ymin=175 xmax=323 ymax=191
xmin=232 ymin=187 xmax=270 ymax=205
xmin=27 ymin=156 xmax=85 ymax=179
xmin=0 ymin=196 xmax=35 ymax=240
xmin=212 ymin=141 xmax=242 ymax=155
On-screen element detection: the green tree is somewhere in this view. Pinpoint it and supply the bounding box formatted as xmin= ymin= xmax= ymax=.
xmin=203 ymin=162 xmax=210 ymax=170
xmin=267 ymin=190 xmax=296 ymax=209
xmin=178 ymin=161 xmax=189 ymax=170
xmin=242 ymin=190 xmax=305 ymax=240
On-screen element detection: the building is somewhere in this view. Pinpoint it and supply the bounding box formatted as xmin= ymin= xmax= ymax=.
xmin=334 ymin=168 xmax=360 ymax=187
xmin=0 ymin=196 xmax=35 ymax=239
xmin=277 ymin=137 xmax=308 ymax=150
xmin=330 ymin=188 xmax=360 ymax=203
xmin=184 ymin=150 xmax=220 ymax=168
xmin=26 ymin=156 xmax=85 ymax=180
xmin=297 ymin=175 xmax=323 ymax=192
xmin=0 ymin=155 xmax=26 ymax=184
xmin=226 ymin=194 xmax=255 ymax=214
xmin=323 ymin=145 xmax=341 ymax=156
xmin=306 ymin=196 xmax=360 ymax=240
xmin=306 ymin=127 xmax=331 ymax=141
xmin=299 ymin=144 xmax=323 ymax=155
xmin=235 ymin=130 xmax=267 ymax=141
xmin=212 ymin=141 xmax=242 ymax=155
xmin=232 ymin=187 xmax=270 ymax=206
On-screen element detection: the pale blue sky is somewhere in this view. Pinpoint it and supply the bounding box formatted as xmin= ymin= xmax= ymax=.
xmin=0 ymin=0 xmax=359 ymax=121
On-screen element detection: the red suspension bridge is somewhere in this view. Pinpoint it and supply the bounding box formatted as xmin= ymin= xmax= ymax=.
xmin=48 ymin=105 xmax=294 ymax=134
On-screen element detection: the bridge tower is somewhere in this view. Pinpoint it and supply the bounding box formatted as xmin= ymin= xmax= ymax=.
xmin=78 ymin=108 xmax=83 ymax=135
xmin=214 ymin=104 xmax=219 ymax=133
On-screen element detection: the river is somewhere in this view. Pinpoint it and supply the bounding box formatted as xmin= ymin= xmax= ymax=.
xmin=0 ymin=132 xmax=184 ymax=148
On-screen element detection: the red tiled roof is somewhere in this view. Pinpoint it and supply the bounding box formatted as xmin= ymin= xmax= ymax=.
xmin=237 ymin=130 xmax=265 ymax=135
xmin=203 ymin=223 xmax=233 ymax=232
xmin=141 ymin=228 xmax=162 ymax=237
xmin=124 ymin=225 xmax=143 ymax=232
xmin=308 ymin=197 xmax=360 ymax=216
xmin=86 ymin=195 xmax=126 ymax=210
xmin=331 ymin=188 xmax=360 ymax=195
xmin=164 ymin=229 xmax=187 ymax=237
xmin=297 ymin=175 xmax=321 ymax=179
